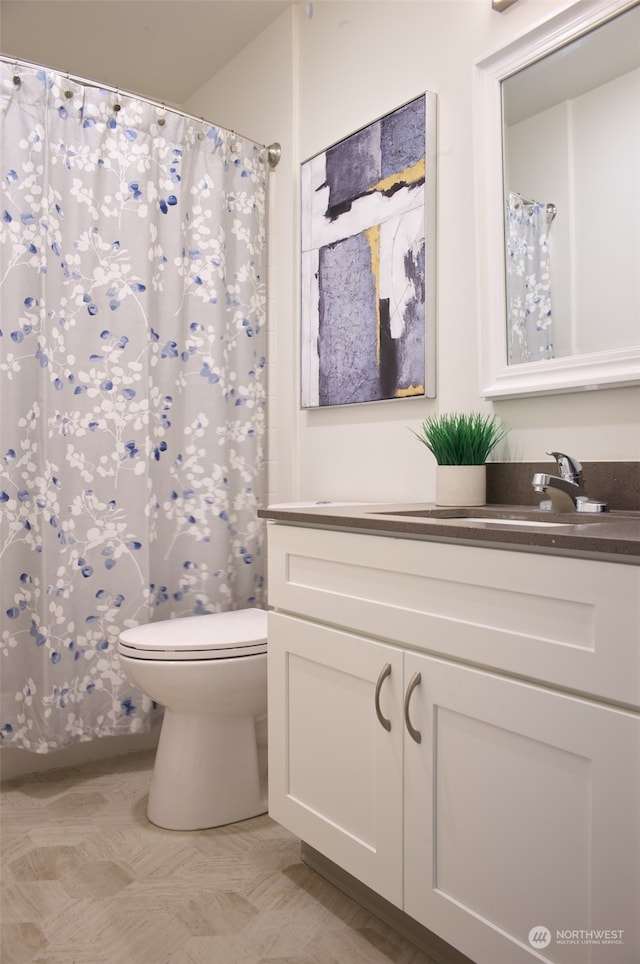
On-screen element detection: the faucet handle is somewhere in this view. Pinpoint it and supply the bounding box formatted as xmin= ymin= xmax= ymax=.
xmin=546 ymin=451 xmax=583 ymax=485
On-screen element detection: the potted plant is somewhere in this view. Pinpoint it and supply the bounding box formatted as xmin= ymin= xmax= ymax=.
xmin=411 ymin=411 xmax=508 ymax=506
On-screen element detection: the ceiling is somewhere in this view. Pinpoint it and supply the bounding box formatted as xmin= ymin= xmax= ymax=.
xmin=0 ymin=0 xmax=292 ymax=106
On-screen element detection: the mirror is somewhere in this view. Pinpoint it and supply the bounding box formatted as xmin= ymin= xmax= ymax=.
xmin=475 ymin=0 xmax=640 ymax=398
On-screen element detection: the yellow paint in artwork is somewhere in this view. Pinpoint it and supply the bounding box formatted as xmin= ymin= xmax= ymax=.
xmin=364 ymin=225 xmax=381 ymax=362
xmin=373 ymin=158 xmax=425 ymax=195
xmin=396 ymin=384 xmax=425 ymax=397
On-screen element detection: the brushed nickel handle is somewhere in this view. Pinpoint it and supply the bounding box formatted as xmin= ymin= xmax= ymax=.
xmin=404 ymin=671 xmax=422 ymax=743
xmin=374 ymin=662 xmax=392 ymax=732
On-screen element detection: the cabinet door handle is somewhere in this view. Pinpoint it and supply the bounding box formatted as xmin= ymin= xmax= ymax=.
xmin=404 ymin=671 xmax=422 ymax=744
xmin=374 ymin=662 xmax=392 ymax=732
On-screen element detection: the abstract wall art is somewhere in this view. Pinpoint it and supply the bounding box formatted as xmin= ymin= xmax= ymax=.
xmin=301 ymin=92 xmax=436 ymax=408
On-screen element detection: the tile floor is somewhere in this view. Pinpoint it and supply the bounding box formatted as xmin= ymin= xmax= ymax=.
xmin=1 ymin=750 xmax=436 ymax=964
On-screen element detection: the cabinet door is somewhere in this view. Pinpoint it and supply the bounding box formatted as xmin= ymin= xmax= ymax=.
xmin=403 ymin=653 xmax=640 ymax=964
xmin=268 ymin=612 xmax=404 ymax=906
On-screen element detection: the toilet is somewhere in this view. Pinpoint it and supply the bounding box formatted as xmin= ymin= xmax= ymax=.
xmin=117 ymin=607 xmax=268 ymax=831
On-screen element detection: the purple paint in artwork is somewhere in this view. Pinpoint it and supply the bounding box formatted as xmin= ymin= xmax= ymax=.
xmin=318 ymin=234 xmax=380 ymax=406
xmin=381 ymin=96 xmax=425 ymax=178
xmin=317 ymin=232 xmax=425 ymax=405
xmin=322 ymin=95 xmax=425 ymax=220
xmin=323 ymin=127 xmax=381 ymax=219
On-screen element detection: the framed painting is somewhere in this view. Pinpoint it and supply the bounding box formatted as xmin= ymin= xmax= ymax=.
xmin=301 ymin=92 xmax=436 ymax=408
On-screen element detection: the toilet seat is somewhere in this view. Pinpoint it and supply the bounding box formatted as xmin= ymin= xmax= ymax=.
xmin=117 ymin=608 xmax=268 ymax=661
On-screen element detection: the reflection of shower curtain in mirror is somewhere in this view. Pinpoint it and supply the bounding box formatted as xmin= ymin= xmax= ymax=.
xmin=505 ymin=192 xmax=554 ymax=365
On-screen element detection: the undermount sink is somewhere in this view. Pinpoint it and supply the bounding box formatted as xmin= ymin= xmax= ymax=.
xmin=452 ymin=517 xmax=570 ymax=528
xmin=367 ymin=508 xmax=614 ymax=527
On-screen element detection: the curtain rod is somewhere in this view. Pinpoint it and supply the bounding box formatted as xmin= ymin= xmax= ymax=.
xmin=1 ymin=54 xmax=282 ymax=169
xmin=510 ymin=191 xmax=557 ymax=221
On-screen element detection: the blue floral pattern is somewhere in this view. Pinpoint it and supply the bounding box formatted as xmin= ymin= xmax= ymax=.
xmin=0 ymin=64 xmax=267 ymax=751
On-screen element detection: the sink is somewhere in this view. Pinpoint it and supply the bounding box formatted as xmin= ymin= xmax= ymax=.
xmin=452 ymin=517 xmax=570 ymax=528
xmin=367 ymin=507 xmax=616 ymax=527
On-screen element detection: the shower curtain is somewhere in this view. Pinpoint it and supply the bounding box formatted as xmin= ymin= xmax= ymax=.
xmin=505 ymin=192 xmax=555 ymax=365
xmin=0 ymin=63 xmax=267 ymax=751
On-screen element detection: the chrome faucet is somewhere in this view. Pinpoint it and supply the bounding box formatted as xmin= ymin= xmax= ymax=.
xmin=532 ymin=451 xmax=608 ymax=513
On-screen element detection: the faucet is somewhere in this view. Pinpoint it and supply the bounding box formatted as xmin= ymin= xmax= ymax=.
xmin=532 ymin=451 xmax=608 ymax=513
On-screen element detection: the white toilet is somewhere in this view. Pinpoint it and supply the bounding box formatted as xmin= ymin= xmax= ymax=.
xmin=118 ymin=608 xmax=268 ymax=831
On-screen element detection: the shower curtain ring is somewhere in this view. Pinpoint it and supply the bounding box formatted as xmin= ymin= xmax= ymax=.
xmin=63 ymin=71 xmax=73 ymax=98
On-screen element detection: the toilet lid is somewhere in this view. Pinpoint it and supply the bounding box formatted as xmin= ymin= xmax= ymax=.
xmin=117 ymin=608 xmax=268 ymax=661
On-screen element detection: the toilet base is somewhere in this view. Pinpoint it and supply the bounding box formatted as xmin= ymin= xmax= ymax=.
xmin=147 ymin=711 xmax=267 ymax=830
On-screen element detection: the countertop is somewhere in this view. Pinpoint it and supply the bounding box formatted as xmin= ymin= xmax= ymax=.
xmin=258 ymin=502 xmax=640 ymax=564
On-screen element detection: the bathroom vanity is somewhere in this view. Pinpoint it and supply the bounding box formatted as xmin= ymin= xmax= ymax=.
xmin=260 ymin=503 xmax=640 ymax=964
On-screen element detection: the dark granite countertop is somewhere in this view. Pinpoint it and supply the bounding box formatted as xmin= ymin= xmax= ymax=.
xmin=258 ymin=502 xmax=640 ymax=564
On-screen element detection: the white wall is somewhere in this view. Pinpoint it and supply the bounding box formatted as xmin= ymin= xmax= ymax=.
xmin=572 ymin=68 xmax=640 ymax=353
xmin=185 ymin=0 xmax=640 ymax=504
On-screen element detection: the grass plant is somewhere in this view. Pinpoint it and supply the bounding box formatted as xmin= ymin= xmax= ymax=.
xmin=412 ymin=412 xmax=508 ymax=465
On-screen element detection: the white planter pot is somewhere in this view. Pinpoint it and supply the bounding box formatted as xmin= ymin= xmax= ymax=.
xmin=436 ymin=464 xmax=487 ymax=507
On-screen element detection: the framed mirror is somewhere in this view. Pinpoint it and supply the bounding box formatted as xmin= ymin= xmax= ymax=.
xmin=474 ymin=0 xmax=640 ymax=399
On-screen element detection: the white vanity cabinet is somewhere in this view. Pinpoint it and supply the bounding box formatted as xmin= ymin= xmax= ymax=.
xmin=266 ymin=524 xmax=640 ymax=964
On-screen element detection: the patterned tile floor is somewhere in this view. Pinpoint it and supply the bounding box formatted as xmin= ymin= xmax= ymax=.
xmin=1 ymin=750 xmax=435 ymax=964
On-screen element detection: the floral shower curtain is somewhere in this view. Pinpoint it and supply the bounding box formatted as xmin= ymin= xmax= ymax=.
xmin=505 ymin=191 xmax=555 ymax=365
xmin=0 ymin=63 xmax=267 ymax=751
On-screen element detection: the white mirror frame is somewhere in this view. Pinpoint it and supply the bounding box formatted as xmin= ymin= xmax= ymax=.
xmin=474 ymin=0 xmax=640 ymax=400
